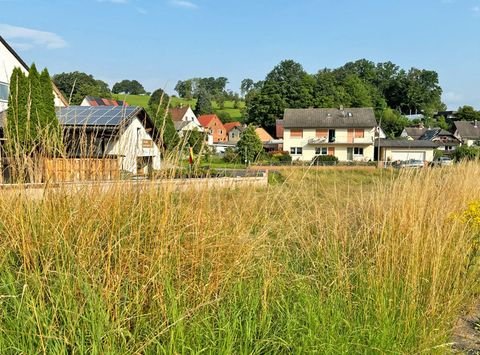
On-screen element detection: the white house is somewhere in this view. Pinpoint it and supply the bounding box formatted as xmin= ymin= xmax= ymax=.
xmin=169 ymin=106 xmax=204 ymax=133
xmin=282 ymin=107 xmax=382 ymax=162
xmin=454 ymin=120 xmax=480 ymax=146
xmin=57 ymin=106 xmax=162 ymax=175
xmin=0 ymin=36 xmax=67 ymax=113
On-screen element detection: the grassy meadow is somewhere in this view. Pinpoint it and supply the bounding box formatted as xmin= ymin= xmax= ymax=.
xmin=112 ymin=94 xmax=246 ymax=121
xmin=0 ymin=165 xmax=480 ymax=353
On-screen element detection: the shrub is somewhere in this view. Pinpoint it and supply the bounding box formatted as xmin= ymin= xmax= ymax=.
xmin=452 ymin=145 xmax=480 ymax=161
xmin=223 ymin=147 xmax=239 ymax=163
xmin=312 ymin=155 xmax=339 ymax=166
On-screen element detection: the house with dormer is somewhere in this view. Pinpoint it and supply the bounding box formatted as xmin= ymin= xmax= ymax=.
xmin=282 ymin=107 xmax=379 ymax=162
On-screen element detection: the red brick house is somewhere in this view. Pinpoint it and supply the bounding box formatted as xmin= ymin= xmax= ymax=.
xmin=198 ymin=114 xmax=227 ymax=143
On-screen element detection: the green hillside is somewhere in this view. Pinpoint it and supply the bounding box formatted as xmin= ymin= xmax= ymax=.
xmin=113 ymin=94 xmax=245 ymax=121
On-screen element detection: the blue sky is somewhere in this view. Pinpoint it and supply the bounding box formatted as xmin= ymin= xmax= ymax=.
xmin=1 ymin=0 xmax=479 ymax=109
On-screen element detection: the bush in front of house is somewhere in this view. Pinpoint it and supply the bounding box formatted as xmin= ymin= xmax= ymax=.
xmin=267 ymin=150 xmax=292 ymax=165
xmin=311 ymin=155 xmax=339 ymax=166
xmin=452 ymin=145 xmax=480 ymax=162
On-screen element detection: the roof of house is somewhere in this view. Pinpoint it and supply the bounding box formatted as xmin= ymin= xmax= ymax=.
xmin=198 ymin=114 xmax=222 ymax=127
xmin=283 ymin=108 xmax=377 ymax=128
xmin=84 ymin=96 xmax=126 ymax=107
xmin=0 ymin=36 xmax=69 ymax=107
xmin=454 ymin=121 xmax=480 ymax=140
xmin=56 ymin=105 xmax=159 ymax=140
xmin=375 ymin=139 xmax=438 ymax=148
xmin=173 ymin=121 xmax=190 ymax=131
xmin=169 ymin=107 xmax=190 ymax=121
xmin=418 ymin=128 xmax=455 ymax=141
xmin=255 ymin=127 xmax=273 ymax=142
xmin=224 ymin=122 xmax=242 ymax=133
xmin=404 ymin=127 xmax=428 ymax=139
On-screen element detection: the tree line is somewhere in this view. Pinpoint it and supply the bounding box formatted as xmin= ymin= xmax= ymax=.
xmin=242 ymin=59 xmax=446 ymax=137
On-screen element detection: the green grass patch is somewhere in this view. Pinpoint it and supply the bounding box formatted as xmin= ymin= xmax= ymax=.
xmin=113 ymin=94 xmax=245 ymax=121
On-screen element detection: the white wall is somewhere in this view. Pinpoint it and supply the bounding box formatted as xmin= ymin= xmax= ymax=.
xmin=283 ymin=127 xmax=376 ymax=162
xmin=107 ymin=117 xmax=162 ymax=174
xmin=0 ymin=39 xmax=66 ymax=112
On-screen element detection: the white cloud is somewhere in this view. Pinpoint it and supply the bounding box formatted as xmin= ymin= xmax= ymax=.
xmin=0 ymin=24 xmax=67 ymax=49
xmin=170 ymin=0 xmax=198 ymax=9
xmin=136 ymin=7 xmax=147 ymax=14
xmin=473 ymin=5 xmax=480 ymax=14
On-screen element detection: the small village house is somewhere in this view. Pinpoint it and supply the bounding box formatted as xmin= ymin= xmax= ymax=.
xmin=57 ymin=106 xmax=162 ymax=176
xmin=0 ymin=36 xmax=68 ymax=182
xmin=454 ymin=120 xmax=480 ymax=146
xmin=282 ymin=107 xmax=379 ymax=162
xmin=224 ymin=122 xmax=244 ymax=144
xmin=81 ymin=96 xmax=127 ymax=107
xmin=198 ymin=114 xmax=227 ymax=143
xmin=401 ymin=126 xmax=460 ymax=155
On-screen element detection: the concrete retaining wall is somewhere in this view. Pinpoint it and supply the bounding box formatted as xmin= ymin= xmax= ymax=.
xmin=0 ymin=174 xmax=269 ymax=200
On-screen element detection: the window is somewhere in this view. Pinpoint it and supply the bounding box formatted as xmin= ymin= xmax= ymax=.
xmin=315 ymin=147 xmax=328 ymax=155
xmin=0 ymin=82 xmax=8 ymax=102
xmin=353 ymin=147 xmax=364 ymax=156
xmin=328 ymin=129 xmax=336 ymax=143
xmin=290 ymin=129 xmax=303 ymax=138
xmin=354 ymin=129 xmax=364 ymax=138
xmin=290 ymin=147 xmax=303 ymax=155
xmin=445 ymin=146 xmax=454 ymax=151
xmin=316 ymin=129 xmax=328 ymax=138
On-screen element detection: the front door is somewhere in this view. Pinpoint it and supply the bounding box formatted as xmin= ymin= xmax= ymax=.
xmin=347 ymin=148 xmax=353 ymax=161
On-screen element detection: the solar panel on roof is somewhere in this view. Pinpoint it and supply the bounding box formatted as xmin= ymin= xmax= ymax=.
xmin=56 ymin=106 xmax=138 ymax=127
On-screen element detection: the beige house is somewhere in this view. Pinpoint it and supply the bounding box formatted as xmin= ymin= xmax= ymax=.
xmin=454 ymin=120 xmax=480 ymax=146
xmin=282 ymin=108 xmax=379 ymax=162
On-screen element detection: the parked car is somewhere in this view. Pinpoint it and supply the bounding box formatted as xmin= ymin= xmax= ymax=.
xmin=431 ymin=156 xmax=453 ymax=167
xmin=392 ymin=159 xmax=425 ymax=169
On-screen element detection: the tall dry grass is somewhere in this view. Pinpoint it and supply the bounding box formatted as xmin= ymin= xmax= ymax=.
xmin=0 ymin=164 xmax=479 ymax=353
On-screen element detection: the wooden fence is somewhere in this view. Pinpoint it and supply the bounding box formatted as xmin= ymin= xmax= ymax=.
xmin=44 ymin=158 xmax=120 ymax=182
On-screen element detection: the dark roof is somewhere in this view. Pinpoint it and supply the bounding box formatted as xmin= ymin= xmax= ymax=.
xmin=375 ymin=139 xmax=437 ymax=148
xmin=418 ymin=128 xmax=454 ymax=141
xmin=283 ymin=108 xmax=377 ymax=128
xmin=57 ymin=106 xmax=141 ymax=127
xmin=454 ymin=121 xmax=480 ymax=140
xmin=0 ymin=36 xmax=29 ymax=70
xmin=84 ymin=96 xmax=126 ymax=107
xmin=57 ymin=106 xmax=160 ymax=141
xmin=404 ymin=127 xmax=427 ymax=139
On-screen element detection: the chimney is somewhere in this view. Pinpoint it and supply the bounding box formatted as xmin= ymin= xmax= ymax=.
xmin=339 ymin=105 xmax=344 ymax=111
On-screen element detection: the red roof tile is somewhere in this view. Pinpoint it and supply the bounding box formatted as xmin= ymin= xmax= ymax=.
xmin=198 ymin=114 xmax=218 ymax=127
xmin=224 ymin=121 xmax=242 ymax=133
xmin=169 ymin=107 xmax=189 ymax=121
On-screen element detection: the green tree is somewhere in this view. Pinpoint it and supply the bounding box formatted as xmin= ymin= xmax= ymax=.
xmin=147 ymin=89 xmax=179 ymax=150
xmin=380 ymin=108 xmax=410 ymax=138
xmin=6 ymin=65 xmax=60 ymax=155
xmin=457 ymin=105 xmax=480 ymax=121
xmin=174 ymin=80 xmax=193 ymax=99
xmin=52 ymin=71 xmax=111 ymax=105
xmin=112 ymin=80 xmax=146 ymax=95
xmin=245 ymin=60 xmax=314 ymax=128
xmin=240 ymin=78 xmax=255 ymax=97
xmin=6 ymin=68 xmax=28 ymax=148
xmin=237 ymin=125 xmax=263 ymax=164
xmin=40 ymin=68 xmax=61 ymax=152
xmin=185 ymin=129 xmax=207 ymax=154
xmin=194 ymin=90 xmax=213 ymax=116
